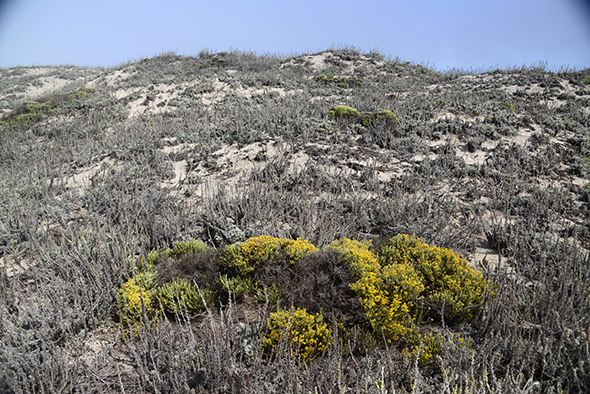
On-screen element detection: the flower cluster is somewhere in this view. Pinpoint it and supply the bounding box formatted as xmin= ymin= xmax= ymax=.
xmin=380 ymin=234 xmax=489 ymax=321
xmin=329 ymin=238 xmax=419 ymax=339
xmin=330 ymin=235 xmax=489 ymax=342
xmin=263 ymin=307 xmax=332 ymax=362
xmin=222 ymin=235 xmax=317 ymax=274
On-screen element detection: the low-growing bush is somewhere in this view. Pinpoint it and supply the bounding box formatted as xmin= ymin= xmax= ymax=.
xmin=262 ymin=307 xmax=332 ymax=362
xmin=154 ymin=278 xmax=214 ymax=315
xmin=380 ymin=234 xmax=490 ymax=322
xmin=222 ymin=235 xmax=317 ymax=275
xmin=326 ymin=105 xmax=361 ymax=119
xmin=326 ymin=106 xmax=399 ymax=129
xmin=221 ymin=275 xmax=255 ymax=298
xmin=329 ymin=235 xmax=490 ymax=341
xmin=166 ymin=239 xmax=207 ymax=259
xmin=361 ymin=110 xmax=399 ymax=127
xmin=116 ymin=269 xmax=158 ymax=337
xmin=1 ymin=87 xmax=95 ymax=125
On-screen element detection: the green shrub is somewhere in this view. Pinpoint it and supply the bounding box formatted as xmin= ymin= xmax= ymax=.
xmin=326 ymin=106 xmax=398 ymax=129
xmin=222 ymin=236 xmax=317 ymax=275
xmin=263 ymin=307 xmax=332 ymax=362
xmin=326 ymin=105 xmax=361 ymax=119
xmin=221 ymin=275 xmax=255 ymax=297
xmin=1 ymin=88 xmax=95 ymax=126
xmin=147 ymin=249 xmax=162 ymax=266
xmin=12 ymin=101 xmax=51 ymax=124
xmin=166 ymin=239 xmax=207 ymax=259
xmin=254 ymin=283 xmax=282 ymax=305
xmin=361 ymin=110 xmax=399 ymax=126
xmin=145 ymin=239 xmax=207 ymax=267
xmin=154 ymin=278 xmax=213 ymax=315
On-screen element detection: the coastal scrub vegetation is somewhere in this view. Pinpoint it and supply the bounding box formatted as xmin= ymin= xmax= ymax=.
xmin=0 ymin=47 xmax=589 ymax=392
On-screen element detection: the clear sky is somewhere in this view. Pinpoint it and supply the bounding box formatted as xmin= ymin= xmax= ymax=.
xmin=0 ymin=0 xmax=589 ymax=72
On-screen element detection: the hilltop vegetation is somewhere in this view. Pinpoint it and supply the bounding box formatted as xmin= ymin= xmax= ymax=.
xmin=0 ymin=48 xmax=589 ymax=392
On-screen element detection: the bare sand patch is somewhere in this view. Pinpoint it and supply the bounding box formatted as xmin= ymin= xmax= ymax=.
xmin=65 ymin=156 xmax=118 ymax=194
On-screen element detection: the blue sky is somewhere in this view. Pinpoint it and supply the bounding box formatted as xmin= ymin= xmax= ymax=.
xmin=0 ymin=0 xmax=589 ymax=72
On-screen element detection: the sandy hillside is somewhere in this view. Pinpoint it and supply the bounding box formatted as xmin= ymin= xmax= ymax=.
xmin=0 ymin=49 xmax=589 ymax=392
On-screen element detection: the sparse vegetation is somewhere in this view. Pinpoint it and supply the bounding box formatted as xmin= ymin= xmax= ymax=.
xmin=0 ymin=48 xmax=589 ymax=392
xmin=316 ymin=73 xmax=363 ymax=87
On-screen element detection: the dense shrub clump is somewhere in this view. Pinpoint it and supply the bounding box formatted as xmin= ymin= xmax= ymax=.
xmin=329 ymin=238 xmax=423 ymax=339
xmin=326 ymin=105 xmax=399 ymax=129
xmin=262 ymin=307 xmax=332 ymax=362
xmin=155 ymin=278 xmax=213 ymax=315
xmin=221 ymin=235 xmax=318 ymax=274
xmin=329 ymin=235 xmax=490 ymax=341
xmin=115 ymin=234 xmax=489 ymax=371
xmin=116 ymin=241 xmax=215 ymax=336
xmin=166 ymin=239 xmax=208 ymax=259
xmin=380 ymin=234 xmax=490 ymax=322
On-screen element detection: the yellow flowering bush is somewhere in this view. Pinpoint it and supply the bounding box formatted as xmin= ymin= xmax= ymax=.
xmin=380 ymin=234 xmax=489 ymax=321
xmin=114 ymin=234 xmax=488 ymax=358
xmin=222 ymin=236 xmax=317 ymax=275
xmin=329 ymin=235 xmax=489 ymax=341
xmin=403 ymin=332 xmax=444 ymax=367
xmin=116 ymin=269 xmax=157 ymax=337
xmin=283 ymin=237 xmax=319 ymax=261
xmin=329 ymin=238 xmax=419 ymax=339
xmin=328 ymin=238 xmax=378 ymax=275
xmin=263 ymin=307 xmax=332 ymax=362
